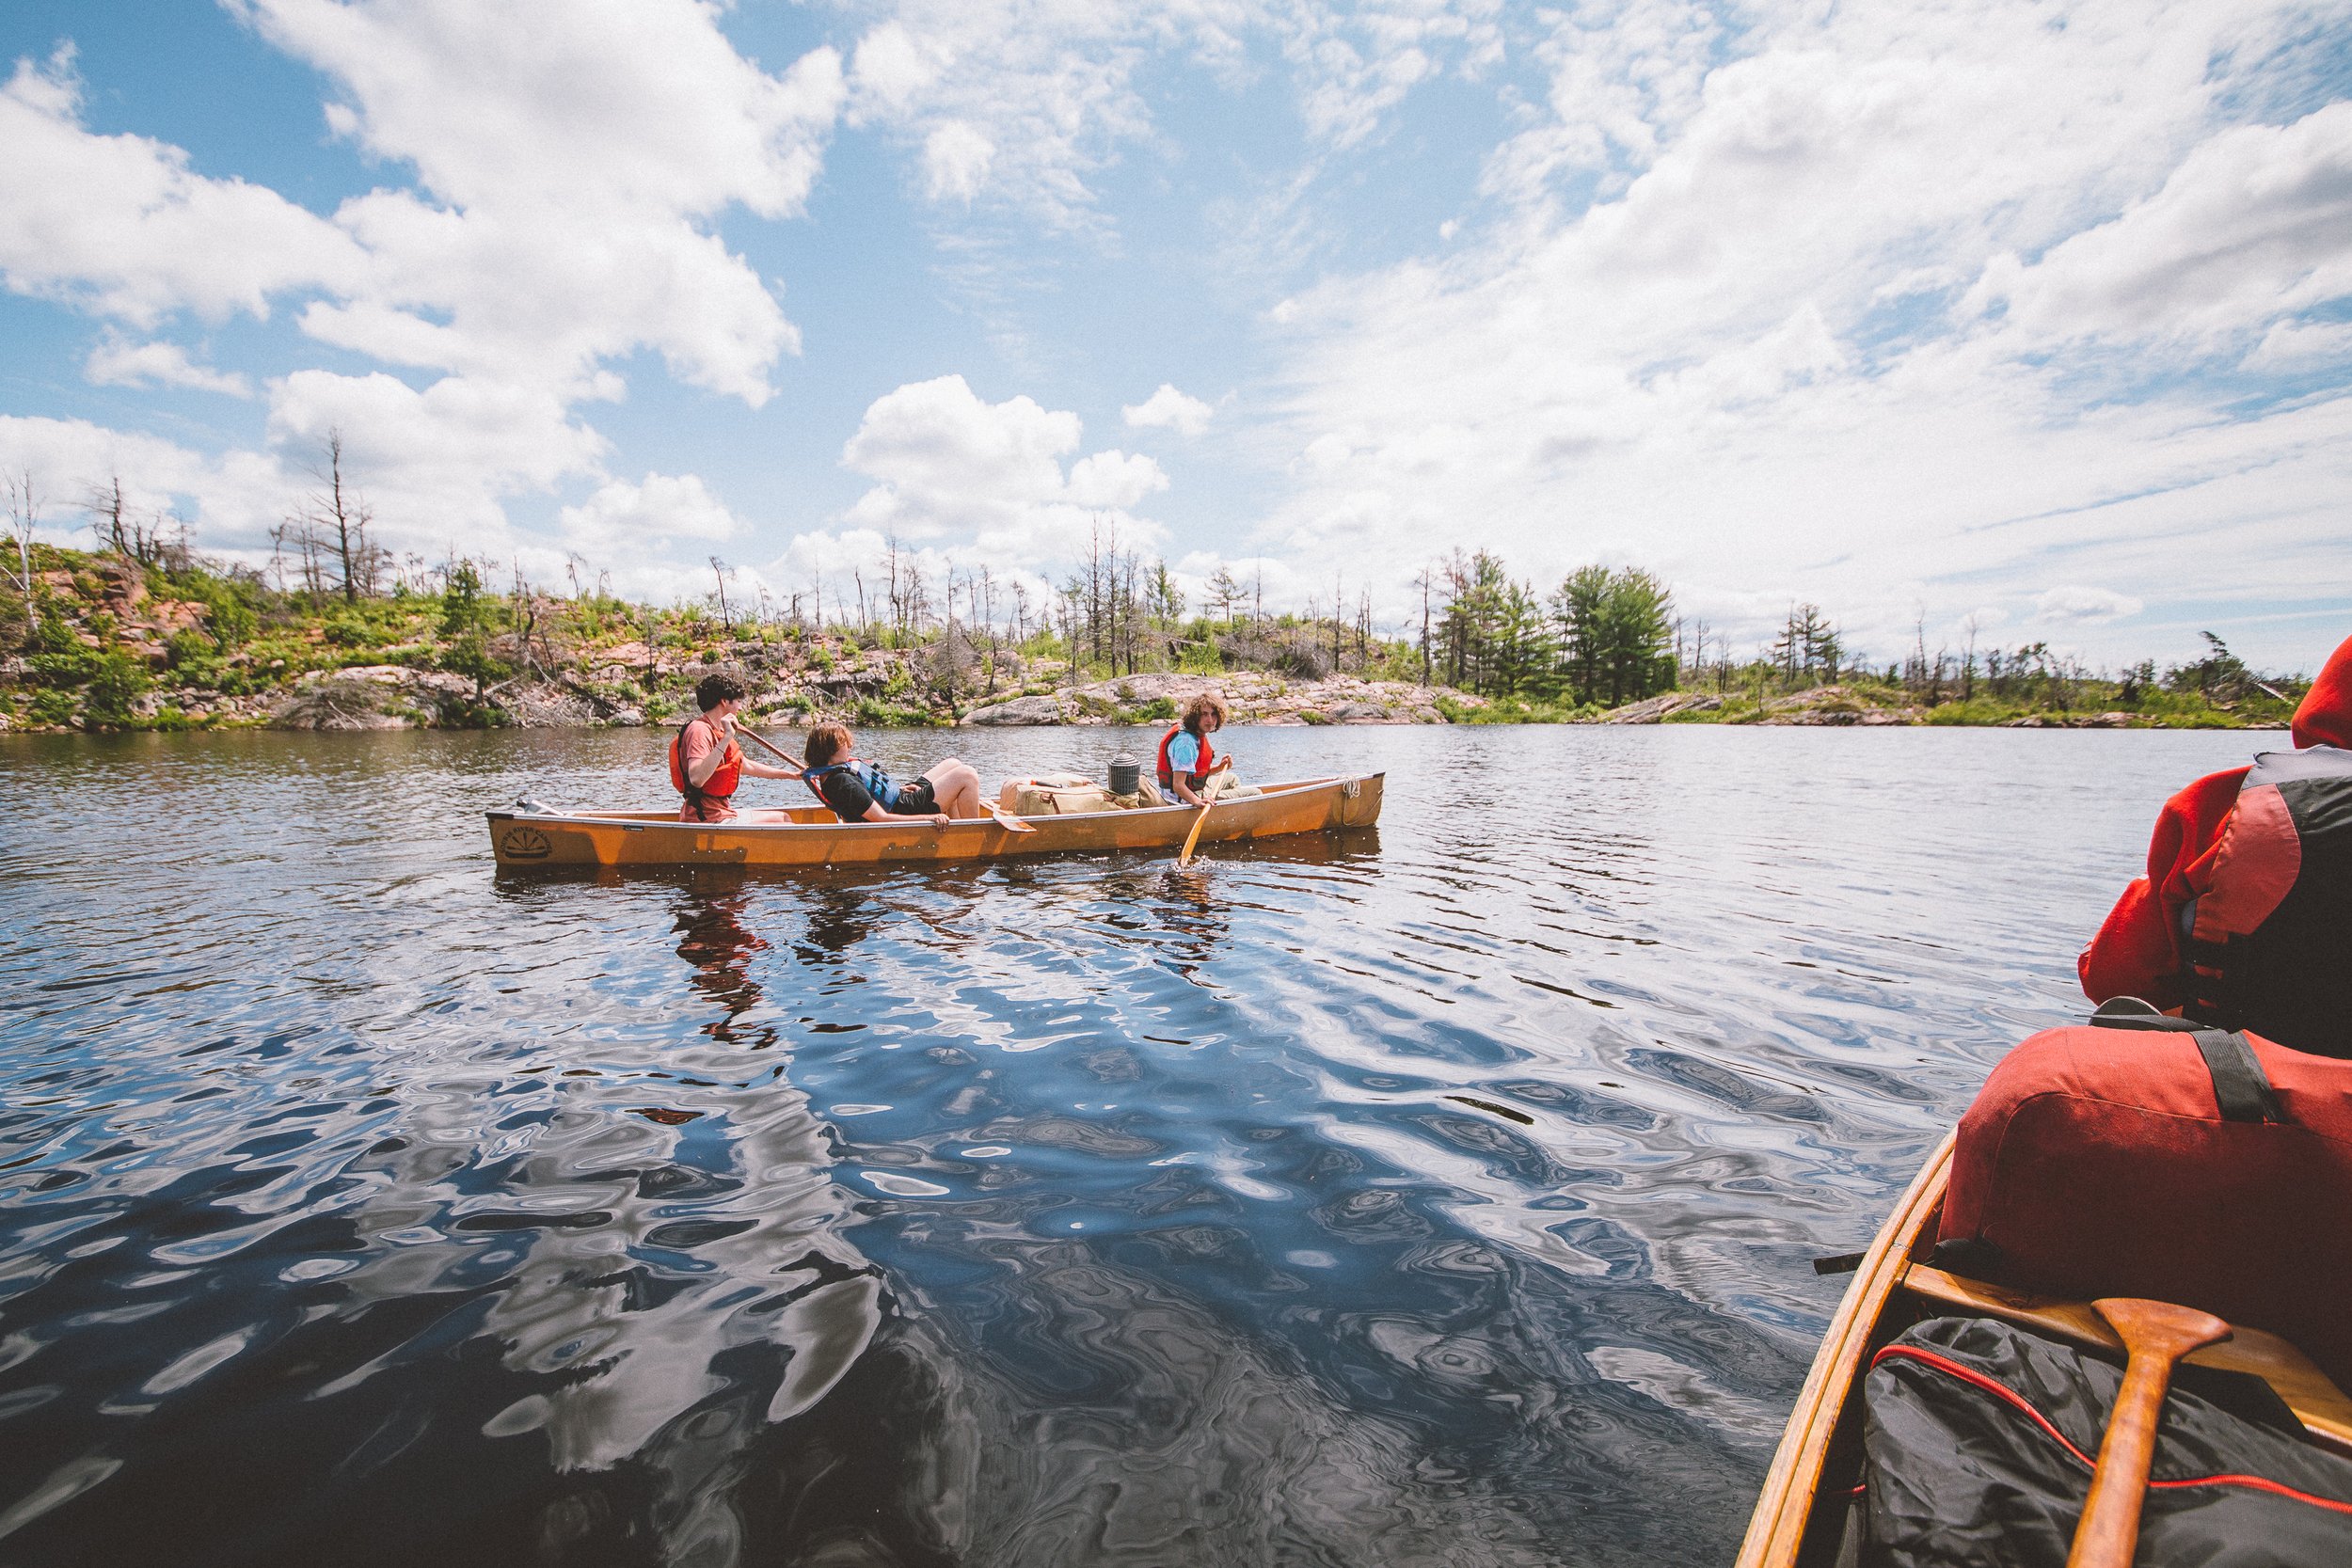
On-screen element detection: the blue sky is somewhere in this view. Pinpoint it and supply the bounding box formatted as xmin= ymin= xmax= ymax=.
xmin=2 ymin=0 xmax=2348 ymax=672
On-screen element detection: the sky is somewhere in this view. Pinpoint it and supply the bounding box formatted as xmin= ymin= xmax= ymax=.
xmin=1 ymin=0 xmax=2347 ymax=673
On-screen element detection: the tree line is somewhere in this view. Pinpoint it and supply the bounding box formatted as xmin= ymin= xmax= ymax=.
xmin=1406 ymin=551 xmax=1679 ymax=706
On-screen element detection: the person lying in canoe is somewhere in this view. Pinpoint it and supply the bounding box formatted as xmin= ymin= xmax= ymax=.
xmin=672 ymin=673 xmax=803 ymax=824
xmin=802 ymin=721 xmax=982 ymax=827
xmin=1156 ymin=692 xmax=1236 ymax=807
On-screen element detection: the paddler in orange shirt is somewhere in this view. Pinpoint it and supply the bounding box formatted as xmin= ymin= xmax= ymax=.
xmin=670 ymin=673 xmax=803 ymax=823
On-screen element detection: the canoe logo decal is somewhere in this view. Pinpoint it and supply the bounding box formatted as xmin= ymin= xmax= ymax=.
xmin=500 ymin=826 xmax=552 ymax=861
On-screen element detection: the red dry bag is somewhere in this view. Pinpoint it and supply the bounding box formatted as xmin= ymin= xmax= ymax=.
xmin=1938 ymin=1004 xmax=2352 ymax=1386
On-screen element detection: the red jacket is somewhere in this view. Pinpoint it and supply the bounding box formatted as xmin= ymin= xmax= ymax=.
xmin=2079 ymin=634 xmax=2352 ymax=1008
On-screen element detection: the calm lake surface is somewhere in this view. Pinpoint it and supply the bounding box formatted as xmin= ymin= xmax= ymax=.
xmin=0 ymin=723 xmax=2280 ymax=1567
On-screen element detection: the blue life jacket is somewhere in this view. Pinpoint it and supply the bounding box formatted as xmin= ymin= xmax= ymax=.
xmin=803 ymin=757 xmax=903 ymax=820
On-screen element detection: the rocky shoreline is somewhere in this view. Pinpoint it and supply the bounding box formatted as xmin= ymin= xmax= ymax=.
xmin=1592 ymin=686 xmax=2149 ymax=728
xmin=959 ymin=673 xmax=1451 ymax=727
xmin=244 ymin=670 xmax=2191 ymax=733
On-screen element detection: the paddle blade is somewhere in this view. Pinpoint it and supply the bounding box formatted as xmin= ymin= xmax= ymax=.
xmin=1178 ymin=803 xmax=1212 ymax=866
xmin=988 ymin=804 xmax=1037 ymax=834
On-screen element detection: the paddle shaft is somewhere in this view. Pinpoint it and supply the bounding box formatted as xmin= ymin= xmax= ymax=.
xmin=2064 ymin=1297 xmax=2233 ymax=1568
xmin=733 ymin=725 xmax=803 ymax=776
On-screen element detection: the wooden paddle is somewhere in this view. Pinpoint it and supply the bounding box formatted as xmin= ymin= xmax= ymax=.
xmin=733 ymin=724 xmax=805 ymax=777
xmin=1178 ymin=798 xmax=1215 ymax=866
xmin=2063 ymin=1297 xmax=2233 ymax=1568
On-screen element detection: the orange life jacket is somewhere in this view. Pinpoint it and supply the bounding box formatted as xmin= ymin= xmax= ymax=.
xmin=1155 ymin=723 xmax=1216 ymax=789
xmin=669 ymin=716 xmax=742 ymax=810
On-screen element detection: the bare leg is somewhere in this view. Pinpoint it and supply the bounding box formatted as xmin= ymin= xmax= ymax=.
xmin=922 ymin=759 xmax=985 ymax=819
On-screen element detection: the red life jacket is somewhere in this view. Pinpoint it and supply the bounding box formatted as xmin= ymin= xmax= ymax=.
xmin=2181 ymin=745 xmax=2352 ymax=1056
xmin=669 ymin=716 xmax=742 ymax=813
xmin=1155 ymin=723 xmax=1216 ymax=788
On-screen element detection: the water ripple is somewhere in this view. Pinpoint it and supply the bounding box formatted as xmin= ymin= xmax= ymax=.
xmin=0 ymin=723 xmax=2275 ymax=1565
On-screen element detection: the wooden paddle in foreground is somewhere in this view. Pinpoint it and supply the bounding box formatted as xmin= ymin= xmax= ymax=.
xmin=736 ymin=724 xmax=1033 ymax=832
xmin=2064 ymin=1297 xmax=2233 ymax=1568
xmin=1177 ymin=799 xmax=1215 ymax=866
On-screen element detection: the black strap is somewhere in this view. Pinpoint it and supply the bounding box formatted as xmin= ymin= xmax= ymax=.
xmin=2089 ymin=1001 xmax=2287 ymax=1125
xmin=2190 ymin=1029 xmax=2286 ymax=1124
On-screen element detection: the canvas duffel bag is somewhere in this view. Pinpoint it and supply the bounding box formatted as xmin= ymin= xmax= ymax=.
xmin=999 ymin=774 xmax=1118 ymax=816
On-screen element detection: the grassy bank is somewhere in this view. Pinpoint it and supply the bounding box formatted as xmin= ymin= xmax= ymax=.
xmin=0 ymin=544 xmax=2303 ymax=734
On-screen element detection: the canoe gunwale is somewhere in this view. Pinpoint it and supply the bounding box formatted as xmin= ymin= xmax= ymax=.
xmin=492 ymin=774 xmax=1353 ymax=835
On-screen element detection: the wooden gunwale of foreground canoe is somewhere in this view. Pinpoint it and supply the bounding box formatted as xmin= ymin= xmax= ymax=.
xmin=1738 ymin=1132 xmax=2352 ymax=1568
xmin=487 ymin=771 xmax=1384 ymax=870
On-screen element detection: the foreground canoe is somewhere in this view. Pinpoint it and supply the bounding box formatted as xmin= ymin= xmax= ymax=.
xmin=488 ymin=772 xmax=1384 ymax=870
xmin=1737 ymin=1133 xmax=2352 ymax=1567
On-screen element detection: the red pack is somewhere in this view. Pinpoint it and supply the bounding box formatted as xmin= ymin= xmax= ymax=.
xmin=1939 ymin=1011 xmax=2352 ymax=1386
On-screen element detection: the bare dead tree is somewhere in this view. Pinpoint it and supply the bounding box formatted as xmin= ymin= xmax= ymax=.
xmin=271 ymin=519 xmax=329 ymax=605
xmin=4 ymin=469 xmax=40 ymax=634
xmin=1413 ymin=563 xmax=1434 ymax=687
xmin=709 ymin=555 xmax=733 ymax=631
xmin=289 ymin=431 xmax=382 ymax=603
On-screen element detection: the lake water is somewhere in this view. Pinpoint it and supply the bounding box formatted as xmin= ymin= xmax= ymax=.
xmin=0 ymin=723 xmax=2279 ymax=1567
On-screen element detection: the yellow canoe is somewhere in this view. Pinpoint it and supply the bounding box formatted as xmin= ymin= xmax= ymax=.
xmin=1738 ymin=1133 xmax=2352 ymax=1567
xmin=487 ymin=772 xmax=1384 ymax=870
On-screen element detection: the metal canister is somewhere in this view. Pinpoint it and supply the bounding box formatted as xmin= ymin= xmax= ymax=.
xmin=1108 ymin=755 xmax=1140 ymax=797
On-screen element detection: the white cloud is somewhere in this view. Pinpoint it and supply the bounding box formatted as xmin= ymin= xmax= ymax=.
xmin=233 ymin=0 xmax=842 ymax=221
xmin=2036 ymin=585 xmax=2145 ymax=624
xmin=1969 ymin=101 xmax=2352 ymax=351
xmin=0 ymin=415 xmax=291 ymax=553
xmin=560 ymin=473 xmax=742 ymax=551
xmin=84 ymin=339 xmax=252 ymax=398
xmin=841 ymin=374 xmax=1168 ymax=566
xmin=1123 ymin=383 xmax=1215 ymax=436
xmin=0 ymin=47 xmax=365 ymax=325
xmin=844 ymin=1 xmax=1492 ymax=231
xmin=2244 ymin=317 xmax=2352 ymax=370
xmin=0 ymin=3 xmax=850 ymax=580
xmin=1252 ymin=0 xmax=2352 ymax=663
xmin=921 ymin=121 xmax=996 ymax=204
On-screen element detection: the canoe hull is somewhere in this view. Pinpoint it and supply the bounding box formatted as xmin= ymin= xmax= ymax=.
xmin=487 ymin=772 xmax=1383 ymax=870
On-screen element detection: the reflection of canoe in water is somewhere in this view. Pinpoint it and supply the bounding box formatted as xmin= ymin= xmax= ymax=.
xmin=489 ymin=772 xmax=1384 ymax=870
xmin=1737 ymin=1133 xmax=2352 ymax=1567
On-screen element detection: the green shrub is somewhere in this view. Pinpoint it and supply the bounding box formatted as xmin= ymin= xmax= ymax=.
xmin=855 ymin=697 xmax=938 ymax=727
xmin=166 ymin=628 xmax=218 ymax=669
xmin=27 ymin=689 xmax=76 ymax=726
xmin=27 ymin=647 xmax=103 ymax=687
xmin=84 ymin=652 xmax=152 ymax=723
xmin=322 ymin=610 xmax=376 ymax=647
xmin=27 ymin=614 xmax=77 ymax=656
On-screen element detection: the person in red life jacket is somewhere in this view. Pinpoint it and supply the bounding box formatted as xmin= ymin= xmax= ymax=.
xmin=2079 ymin=632 xmax=2352 ymax=1056
xmin=671 ymin=673 xmax=803 ymax=824
xmin=800 ymin=721 xmax=982 ymax=827
xmin=1156 ymin=692 xmax=1234 ymax=806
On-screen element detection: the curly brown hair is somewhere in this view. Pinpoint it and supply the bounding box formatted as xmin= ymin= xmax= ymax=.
xmin=1183 ymin=692 xmax=1229 ymax=733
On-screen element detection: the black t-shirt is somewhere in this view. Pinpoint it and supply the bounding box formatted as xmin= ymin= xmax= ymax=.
xmin=817 ymin=767 xmax=877 ymax=821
